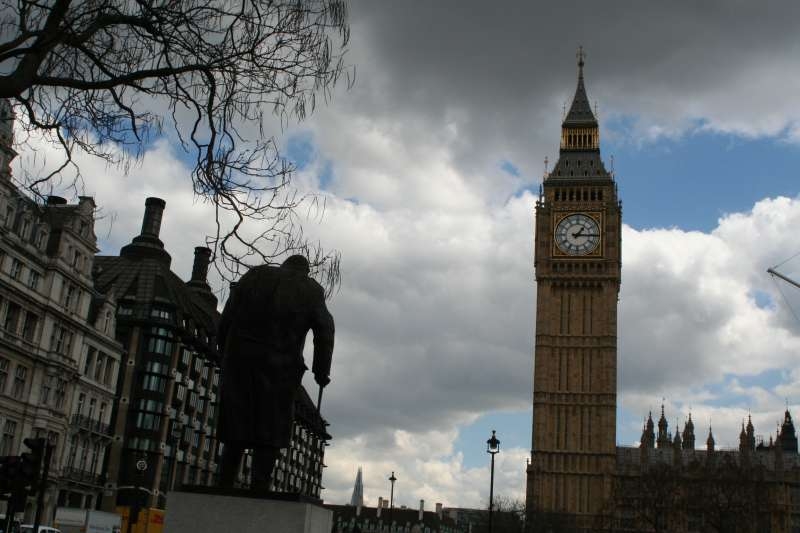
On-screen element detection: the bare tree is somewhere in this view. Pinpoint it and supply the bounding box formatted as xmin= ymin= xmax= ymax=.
xmin=0 ymin=0 xmax=352 ymax=291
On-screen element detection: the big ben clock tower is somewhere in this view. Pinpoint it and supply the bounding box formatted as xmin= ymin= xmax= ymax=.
xmin=525 ymin=49 xmax=621 ymax=529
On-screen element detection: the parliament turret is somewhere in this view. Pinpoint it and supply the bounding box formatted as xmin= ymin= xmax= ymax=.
xmin=780 ymin=409 xmax=798 ymax=454
xmin=640 ymin=412 xmax=655 ymax=449
xmin=682 ymin=414 xmax=695 ymax=450
xmin=657 ymin=405 xmax=670 ymax=448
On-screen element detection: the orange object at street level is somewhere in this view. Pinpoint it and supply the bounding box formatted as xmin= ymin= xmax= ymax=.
xmin=117 ymin=507 xmax=165 ymax=533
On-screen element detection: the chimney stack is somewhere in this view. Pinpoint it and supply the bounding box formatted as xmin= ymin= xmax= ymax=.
xmin=419 ymin=499 xmax=424 ymax=521
xmin=190 ymin=247 xmax=212 ymax=283
xmin=382 ymin=499 xmax=389 ymax=508
xmin=186 ymin=246 xmax=217 ymax=309
xmin=435 ymin=503 xmax=442 ymax=519
xmin=377 ymin=497 xmax=382 ymax=517
xmin=120 ymin=197 xmax=171 ymax=265
xmin=141 ymin=197 xmax=166 ymax=238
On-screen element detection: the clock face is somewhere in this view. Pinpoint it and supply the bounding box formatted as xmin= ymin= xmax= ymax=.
xmin=555 ymin=213 xmax=601 ymax=255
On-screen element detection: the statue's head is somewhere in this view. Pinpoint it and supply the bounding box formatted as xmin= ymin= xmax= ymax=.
xmin=281 ymin=254 xmax=310 ymax=275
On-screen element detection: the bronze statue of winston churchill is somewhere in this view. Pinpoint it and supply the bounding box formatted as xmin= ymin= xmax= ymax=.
xmin=217 ymin=255 xmax=335 ymax=490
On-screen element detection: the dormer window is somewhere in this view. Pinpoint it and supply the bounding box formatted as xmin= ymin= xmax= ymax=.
xmin=151 ymin=308 xmax=173 ymax=321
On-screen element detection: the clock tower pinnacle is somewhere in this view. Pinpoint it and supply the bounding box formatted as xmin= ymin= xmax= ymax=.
xmin=526 ymin=50 xmax=621 ymax=529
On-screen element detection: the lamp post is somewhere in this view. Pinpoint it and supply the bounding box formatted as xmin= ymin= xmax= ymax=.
xmin=388 ymin=471 xmax=397 ymax=525
xmin=487 ymin=430 xmax=500 ymax=533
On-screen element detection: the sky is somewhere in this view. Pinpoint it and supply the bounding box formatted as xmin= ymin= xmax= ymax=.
xmin=10 ymin=0 xmax=800 ymax=512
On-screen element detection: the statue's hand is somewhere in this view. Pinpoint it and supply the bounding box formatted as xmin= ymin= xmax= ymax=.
xmin=314 ymin=373 xmax=331 ymax=387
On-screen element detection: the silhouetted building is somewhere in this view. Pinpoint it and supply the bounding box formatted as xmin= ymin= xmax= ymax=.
xmin=327 ymin=499 xmax=462 ymax=533
xmin=94 ymin=198 xmax=222 ymax=510
xmin=0 ymin=100 xmax=124 ymax=521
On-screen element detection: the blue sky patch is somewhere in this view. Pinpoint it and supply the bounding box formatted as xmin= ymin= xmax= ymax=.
xmin=603 ymin=128 xmax=800 ymax=232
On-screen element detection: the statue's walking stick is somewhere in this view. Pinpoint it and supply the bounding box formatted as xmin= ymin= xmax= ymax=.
xmin=316 ymin=386 xmax=324 ymax=413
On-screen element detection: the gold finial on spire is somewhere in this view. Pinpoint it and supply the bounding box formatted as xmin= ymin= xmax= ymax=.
xmin=577 ymin=45 xmax=586 ymax=76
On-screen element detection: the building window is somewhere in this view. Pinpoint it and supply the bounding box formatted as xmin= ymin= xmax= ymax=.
xmin=129 ymin=437 xmax=156 ymax=452
xmin=134 ymin=411 xmax=162 ymax=431
xmin=50 ymin=323 xmax=73 ymax=356
xmin=99 ymin=402 xmax=107 ymax=425
xmin=103 ymin=311 xmax=112 ymax=334
xmin=47 ymin=430 xmax=58 ymax=451
xmin=40 ymin=375 xmax=54 ymax=405
xmin=27 ymin=270 xmax=40 ymax=290
xmin=9 ymin=259 xmax=22 ymax=280
xmin=151 ymin=308 xmax=173 ymax=321
xmin=3 ymin=302 xmax=21 ymax=333
xmin=36 ymin=231 xmax=47 ymax=250
xmin=117 ymin=305 xmax=133 ymax=317
xmin=0 ymin=357 xmax=9 ymax=394
xmin=145 ymin=361 xmax=169 ymax=376
xmin=54 ymin=379 xmax=66 ymax=409
xmin=89 ymin=442 xmax=100 ymax=474
xmin=18 ymin=217 xmax=29 ymax=239
xmin=75 ymin=393 xmax=86 ymax=416
xmin=181 ymin=348 xmax=191 ymax=367
xmin=1 ymin=419 xmax=17 ymax=455
xmin=11 ymin=365 xmax=27 ymax=398
xmin=21 ymin=311 xmax=38 ymax=342
xmin=147 ymin=333 xmax=174 ymax=356
xmin=63 ymin=284 xmax=78 ymax=312
xmin=83 ymin=346 xmax=96 ymax=376
xmin=103 ymin=359 xmax=114 ymax=387
xmin=87 ymin=398 xmax=96 ymax=420
xmin=141 ymin=374 xmax=167 ymax=393
xmin=78 ymin=438 xmax=89 ymax=470
xmin=67 ymin=435 xmax=78 ymax=468
xmin=5 ymin=205 xmax=15 ymax=228
xmin=94 ymin=353 xmax=105 ymax=382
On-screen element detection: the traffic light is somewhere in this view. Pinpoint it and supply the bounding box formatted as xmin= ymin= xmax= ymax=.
xmin=20 ymin=437 xmax=45 ymax=488
xmin=0 ymin=455 xmax=22 ymax=493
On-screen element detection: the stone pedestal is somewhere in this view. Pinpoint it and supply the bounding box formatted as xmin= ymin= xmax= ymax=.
xmin=164 ymin=487 xmax=332 ymax=533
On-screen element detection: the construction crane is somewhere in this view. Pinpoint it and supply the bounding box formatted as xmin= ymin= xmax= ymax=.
xmin=767 ymin=267 xmax=800 ymax=291
xmin=768 ymin=254 xmax=800 ymax=324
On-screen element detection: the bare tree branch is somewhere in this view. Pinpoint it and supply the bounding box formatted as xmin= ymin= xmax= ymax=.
xmin=0 ymin=0 xmax=352 ymax=293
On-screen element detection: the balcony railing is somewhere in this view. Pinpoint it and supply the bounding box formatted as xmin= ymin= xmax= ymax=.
xmin=61 ymin=466 xmax=104 ymax=486
xmin=71 ymin=414 xmax=112 ymax=436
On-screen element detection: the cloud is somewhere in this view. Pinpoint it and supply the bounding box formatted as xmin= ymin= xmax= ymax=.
xmin=8 ymin=1 xmax=800 ymax=509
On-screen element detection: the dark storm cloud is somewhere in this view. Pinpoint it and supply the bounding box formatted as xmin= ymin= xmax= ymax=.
xmin=316 ymin=1 xmax=800 ymax=201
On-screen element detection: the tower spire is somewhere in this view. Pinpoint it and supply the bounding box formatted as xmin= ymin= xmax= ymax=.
xmin=349 ymin=466 xmax=364 ymax=507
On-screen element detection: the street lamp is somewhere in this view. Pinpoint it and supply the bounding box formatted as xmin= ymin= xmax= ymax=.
xmin=388 ymin=471 xmax=397 ymax=525
xmin=487 ymin=430 xmax=500 ymax=533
